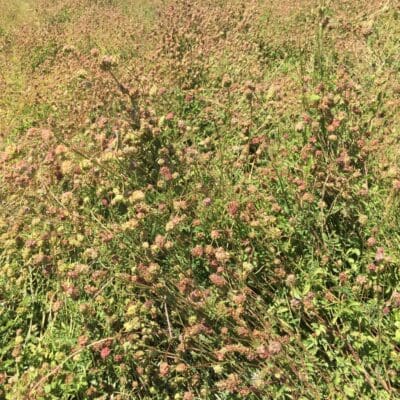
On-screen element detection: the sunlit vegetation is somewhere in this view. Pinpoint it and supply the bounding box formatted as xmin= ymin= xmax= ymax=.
xmin=1 ymin=0 xmax=400 ymax=398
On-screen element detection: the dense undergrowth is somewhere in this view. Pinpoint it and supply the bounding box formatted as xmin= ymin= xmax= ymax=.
xmin=1 ymin=0 xmax=400 ymax=399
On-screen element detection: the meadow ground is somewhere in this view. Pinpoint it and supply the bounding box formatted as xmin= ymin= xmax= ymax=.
xmin=0 ymin=0 xmax=400 ymax=399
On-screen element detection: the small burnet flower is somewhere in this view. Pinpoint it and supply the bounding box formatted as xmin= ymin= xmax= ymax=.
xmin=274 ymin=267 xmax=286 ymax=278
xmin=90 ymin=48 xmax=100 ymax=57
xmin=367 ymin=237 xmax=377 ymax=247
xmin=295 ymin=121 xmax=305 ymax=132
xmin=160 ymin=166 xmax=173 ymax=181
xmin=215 ymin=247 xmax=230 ymax=263
xmin=222 ymin=74 xmax=232 ymax=88
xmin=175 ymin=363 xmax=187 ymax=373
xmin=77 ymin=336 xmax=89 ymax=347
xmin=165 ymin=112 xmax=175 ymax=121
xmin=272 ymin=203 xmax=282 ymax=212
xmin=245 ymin=80 xmax=255 ymax=91
xmin=100 ymin=347 xmax=111 ymax=359
xmin=315 ymin=149 xmax=323 ymax=157
xmin=129 ymin=190 xmax=145 ymax=203
xmin=60 ymin=160 xmax=75 ymax=175
xmin=173 ymin=199 xmax=188 ymax=210
xmin=383 ymin=306 xmax=390 ymax=315
xmin=392 ymin=292 xmax=400 ymax=307
xmin=355 ymin=275 xmax=367 ymax=286
xmin=358 ymin=214 xmax=368 ymax=225
xmin=236 ymin=326 xmax=249 ymax=337
xmin=209 ymin=273 xmax=227 ymax=287
xmin=290 ymin=298 xmax=301 ymax=309
xmin=177 ymin=277 xmax=192 ymax=294
xmin=327 ymin=118 xmax=341 ymax=132
xmin=192 ymin=219 xmax=201 ymax=227
xmin=158 ymin=202 xmax=167 ymax=212
xmin=136 ymin=366 xmax=144 ymax=376
xmin=210 ymin=230 xmax=220 ymax=239
xmin=114 ymin=354 xmax=123 ymax=363
xmin=159 ymin=362 xmax=170 ymax=377
xmin=227 ymin=201 xmax=239 ymax=216
xmin=79 ymin=303 xmax=90 ymax=314
xmin=191 ymin=245 xmax=203 ymax=257
xmin=100 ymin=55 xmax=117 ymax=71
xmin=204 ymin=245 xmax=214 ymax=255
xmin=325 ymin=290 xmax=336 ymax=302
xmin=311 ymin=121 xmax=320 ymax=132
xmin=183 ymin=391 xmax=194 ymax=400
xmin=86 ymin=387 xmax=97 ymax=397
xmin=392 ymin=179 xmax=400 ymax=191
xmin=301 ymin=192 xmax=314 ymax=203
xmin=368 ymin=263 xmax=377 ymax=272
xmin=203 ymin=197 xmax=212 ymax=206
xmin=41 ymin=129 xmax=53 ymax=141
xmin=185 ymin=93 xmax=193 ymax=102
xmin=232 ymin=293 xmax=246 ymax=304
xmin=178 ymin=120 xmax=186 ymax=130
xmin=268 ymin=341 xmax=282 ymax=355
xmin=154 ymin=235 xmax=165 ymax=248
xmin=242 ymin=262 xmax=253 ymax=275
xmin=303 ymin=113 xmax=312 ymax=124
xmin=151 ymin=244 xmax=160 ymax=253
xmin=216 ymin=373 xmax=241 ymax=392
xmin=220 ymin=327 xmax=228 ymax=335
xmin=164 ymin=240 xmax=174 ymax=250
xmin=256 ymin=345 xmax=268 ymax=359
xmin=375 ymin=247 xmax=385 ymax=263
xmin=285 ymin=274 xmax=296 ymax=287
xmin=339 ymin=271 xmax=347 ymax=283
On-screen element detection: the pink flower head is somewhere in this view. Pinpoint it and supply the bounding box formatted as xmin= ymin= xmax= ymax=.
xmin=383 ymin=306 xmax=390 ymax=315
xmin=165 ymin=112 xmax=175 ymax=121
xmin=375 ymin=247 xmax=385 ymax=263
xmin=203 ymin=197 xmax=212 ymax=206
xmin=209 ymin=273 xmax=227 ymax=287
xmin=227 ymin=201 xmax=239 ymax=216
xmin=368 ymin=263 xmax=377 ymax=272
xmin=100 ymin=347 xmax=111 ymax=359
xmin=327 ymin=118 xmax=341 ymax=132
xmin=191 ymin=245 xmax=204 ymax=258
xmin=392 ymin=179 xmax=400 ymax=191
xmin=160 ymin=166 xmax=173 ymax=181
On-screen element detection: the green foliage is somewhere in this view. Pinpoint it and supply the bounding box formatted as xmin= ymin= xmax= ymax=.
xmin=30 ymin=42 xmax=59 ymax=71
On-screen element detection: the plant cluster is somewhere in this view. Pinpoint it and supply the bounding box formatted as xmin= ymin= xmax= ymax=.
xmin=1 ymin=0 xmax=400 ymax=399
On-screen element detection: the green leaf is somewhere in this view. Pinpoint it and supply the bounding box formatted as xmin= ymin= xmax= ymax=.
xmin=307 ymin=94 xmax=321 ymax=103
xmin=395 ymin=329 xmax=400 ymax=343
xmin=344 ymin=385 xmax=355 ymax=398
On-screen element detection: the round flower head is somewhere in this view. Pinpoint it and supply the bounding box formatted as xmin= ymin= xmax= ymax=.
xmin=100 ymin=347 xmax=111 ymax=359
xmin=100 ymin=55 xmax=117 ymax=71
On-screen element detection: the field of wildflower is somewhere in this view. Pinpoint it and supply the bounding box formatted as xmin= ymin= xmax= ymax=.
xmin=0 ymin=0 xmax=400 ymax=398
